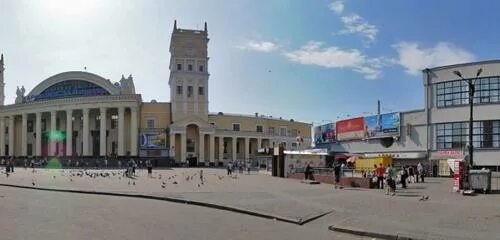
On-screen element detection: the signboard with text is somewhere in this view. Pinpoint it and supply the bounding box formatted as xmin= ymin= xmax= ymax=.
xmin=314 ymin=123 xmax=336 ymax=145
xmin=336 ymin=117 xmax=365 ymax=141
xmin=364 ymin=112 xmax=400 ymax=139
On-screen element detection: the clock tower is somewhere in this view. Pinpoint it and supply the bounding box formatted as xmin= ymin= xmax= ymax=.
xmin=169 ymin=20 xmax=210 ymax=122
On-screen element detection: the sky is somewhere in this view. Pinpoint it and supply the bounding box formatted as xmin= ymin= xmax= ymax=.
xmin=0 ymin=0 xmax=498 ymax=125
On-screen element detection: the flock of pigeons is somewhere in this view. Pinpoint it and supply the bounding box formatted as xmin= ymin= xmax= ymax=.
xmin=0 ymin=168 xmax=237 ymax=191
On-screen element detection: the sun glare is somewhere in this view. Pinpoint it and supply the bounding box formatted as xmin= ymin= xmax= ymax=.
xmin=41 ymin=0 xmax=99 ymax=16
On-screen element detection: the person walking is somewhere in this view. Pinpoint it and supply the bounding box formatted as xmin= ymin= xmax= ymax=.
xmin=401 ymin=166 xmax=408 ymax=188
xmin=333 ymin=162 xmax=342 ymax=189
xmin=146 ymin=160 xmax=153 ymax=177
xmin=408 ymin=166 xmax=415 ymax=183
xmin=385 ymin=164 xmax=395 ymax=195
xmin=227 ymin=162 xmax=233 ymax=176
xmin=417 ymin=162 xmax=425 ymax=183
xmin=10 ymin=158 xmax=14 ymax=173
xmin=104 ymin=158 xmax=108 ymax=169
xmin=375 ymin=163 xmax=385 ymax=189
xmin=117 ymin=160 xmax=122 ymax=169
xmin=304 ymin=163 xmax=312 ymax=181
xmin=199 ymin=169 xmax=204 ymax=184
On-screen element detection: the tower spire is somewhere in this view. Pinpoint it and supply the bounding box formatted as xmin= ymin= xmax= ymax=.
xmin=173 ymin=20 xmax=177 ymax=31
xmin=204 ymin=22 xmax=207 ymax=33
xmin=0 ymin=53 xmax=4 ymax=106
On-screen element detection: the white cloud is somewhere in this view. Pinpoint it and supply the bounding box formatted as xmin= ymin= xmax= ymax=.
xmin=238 ymin=40 xmax=279 ymax=53
xmin=284 ymin=41 xmax=390 ymax=79
xmin=339 ymin=14 xmax=378 ymax=42
xmin=329 ymin=1 xmax=344 ymax=14
xmin=393 ymin=42 xmax=475 ymax=75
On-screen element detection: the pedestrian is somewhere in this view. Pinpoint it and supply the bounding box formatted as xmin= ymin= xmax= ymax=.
xmin=340 ymin=162 xmax=345 ymax=176
xmin=304 ymin=163 xmax=312 ymax=180
xmin=131 ymin=158 xmax=137 ymax=175
xmin=75 ymin=160 xmax=79 ymax=168
xmin=408 ymin=166 xmax=415 ymax=183
xmin=227 ymin=162 xmax=233 ymax=176
xmin=401 ymin=166 xmax=408 ymax=188
xmin=333 ymin=162 xmax=342 ymax=189
xmin=118 ymin=160 xmax=122 ymax=169
xmin=104 ymin=158 xmax=108 ymax=169
xmin=5 ymin=159 xmax=10 ymax=173
xmin=146 ymin=160 xmax=153 ymax=177
xmin=375 ymin=163 xmax=385 ymax=189
xmin=417 ymin=162 xmax=425 ymax=183
xmin=246 ymin=162 xmax=251 ymax=174
xmin=10 ymin=158 xmax=14 ymax=173
xmin=385 ymin=164 xmax=395 ymax=195
xmin=67 ymin=159 xmax=72 ymax=168
xmin=200 ymin=169 xmax=204 ymax=184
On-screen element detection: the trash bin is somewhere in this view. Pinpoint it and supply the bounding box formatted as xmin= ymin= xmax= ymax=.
xmin=469 ymin=169 xmax=492 ymax=193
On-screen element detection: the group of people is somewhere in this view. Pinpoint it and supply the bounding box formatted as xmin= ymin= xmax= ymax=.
xmin=226 ymin=161 xmax=251 ymax=176
xmin=372 ymin=162 xmax=426 ymax=195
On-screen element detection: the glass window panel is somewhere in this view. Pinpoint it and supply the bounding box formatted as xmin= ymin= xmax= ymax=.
xmin=445 ymin=143 xmax=452 ymax=149
xmin=445 ymin=136 xmax=452 ymax=142
xmin=491 ymin=82 xmax=498 ymax=89
xmin=445 ymin=123 xmax=453 ymax=129
xmin=493 ymin=141 xmax=500 ymax=148
xmin=437 ymin=100 xmax=444 ymax=107
xmin=437 ymin=83 xmax=443 ymax=89
xmin=437 ymin=130 xmax=444 ymax=136
xmin=445 ymin=82 xmax=453 ymax=88
xmin=473 ymin=141 xmax=480 ymax=148
xmin=437 ymin=95 xmax=444 ymax=101
xmin=437 ymin=88 xmax=444 ymax=95
xmin=453 ymin=122 xmax=462 ymax=129
xmin=453 ymin=99 xmax=461 ymax=105
xmin=453 ymin=81 xmax=461 ymax=87
xmin=445 ymin=94 xmax=452 ymax=100
xmin=453 ymin=86 xmax=460 ymax=92
xmin=445 ymin=88 xmax=452 ymax=94
xmin=473 ymin=135 xmax=481 ymax=141
xmin=445 ymin=100 xmax=453 ymax=106
xmin=437 ymin=142 xmax=445 ymax=149
xmin=491 ymin=96 xmax=499 ymax=102
xmin=437 ymin=124 xmax=444 ymax=130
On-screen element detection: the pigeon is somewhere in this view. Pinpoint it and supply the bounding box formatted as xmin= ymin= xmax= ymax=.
xmin=162 ymin=181 xmax=166 ymax=185
xmin=128 ymin=181 xmax=131 ymax=185
xmin=197 ymin=184 xmax=200 ymax=187
xmin=70 ymin=178 xmax=73 ymax=182
xmin=173 ymin=181 xmax=178 ymax=184
xmin=133 ymin=181 xmax=136 ymax=186
xmin=419 ymin=195 xmax=430 ymax=201
xmin=53 ymin=176 xmax=56 ymax=179
xmin=161 ymin=185 xmax=166 ymax=188
xmin=32 ymin=181 xmax=35 ymax=186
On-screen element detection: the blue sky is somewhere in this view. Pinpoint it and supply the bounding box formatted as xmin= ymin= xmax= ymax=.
xmin=0 ymin=0 xmax=498 ymax=125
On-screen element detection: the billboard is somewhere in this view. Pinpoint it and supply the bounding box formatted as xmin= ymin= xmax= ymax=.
xmin=140 ymin=130 xmax=167 ymax=149
xmin=336 ymin=117 xmax=365 ymax=141
xmin=364 ymin=112 xmax=400 ymax=139
xmin=313 ymin=123 xmax=335 ymax=145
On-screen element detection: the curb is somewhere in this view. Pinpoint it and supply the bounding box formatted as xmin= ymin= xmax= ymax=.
xmin=0 ymin=183 xmax=327 ymax=225
xmin=328 ymin=225 xmax=424 ymax=240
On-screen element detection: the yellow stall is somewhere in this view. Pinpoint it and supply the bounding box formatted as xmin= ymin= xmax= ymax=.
xmin=355 ymin=156 xmax=393 ymax=173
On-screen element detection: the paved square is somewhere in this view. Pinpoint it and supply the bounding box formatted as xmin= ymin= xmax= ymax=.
xmin=1 ymin=167 xmax=499 ymax=239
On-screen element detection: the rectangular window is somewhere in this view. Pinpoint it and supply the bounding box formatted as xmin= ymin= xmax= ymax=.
xmin=111 ymin=115 xmax=118 ymax=129
xmin=436 ymin=76 xmax=500 ymax=107
xmin=290 ymin=129 xmax=298 ymax=137
xmin=280 ymin=127 xmax=286 ymax=137
xmin=188 ymin=64 xmax=193 ymax=71
xmin=256 ymin=125 xmax=263 ymax=133
xmin=233 ymin=123 xmax=240 ymax=131
xmin=147 ymin=119 xmax=155 ymax=129
xmin=199 ymin=65 xmax=204 ymax=72
xmin=198 ymin=86 xmax=204 ymax=95
xmin=436 ymin=120 xmax=500 ymax=150
xmin=177 ymin=64 xmax=182 ymax=70
xmin=187 ymin=86 xmax=193 ymax=97
xmin=27 ymin=120 xmax=34 ymax=132
xmin=268 ymin=127 xmax=275 ymax=135
xmin=95 ymin=116 xmax=100 ymax=130
xmin=176 ymin=86 xmax=183 ymax=95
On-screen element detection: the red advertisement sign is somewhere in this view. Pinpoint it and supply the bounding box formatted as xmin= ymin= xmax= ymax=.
xmin=336 ymin=117 xmax=365 ymax=140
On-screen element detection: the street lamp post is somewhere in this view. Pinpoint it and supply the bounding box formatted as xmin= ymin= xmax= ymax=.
xmin=453 ymin=68 xmax=483 ymax=168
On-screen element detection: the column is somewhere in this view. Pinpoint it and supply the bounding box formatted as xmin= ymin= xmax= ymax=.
xmin=82 ymin=108 xmax=90 ymax=156
xmin=232 ymin=137 xmax=237 ymax=161
xmin=244 ymin=137 xmax=249 ymax=162
xmin=183 ymin=82 xmax=187 ymax=113
xmin=50 ymin=111 xmax=56 ymax=156
xmin=130 ymin=107 xmax=138 ymax=156
xmin=117 ymin=107 xmax=125 ymax=156
xmin=66 ymin=109 xmax=73 ymax=156
xmin=8 ymin=116 xmax=14 ymax=156
xmin=21 ymin=113 xmax=27 ymax=156
xmin=218 ymin=136 xmax=224 ymax=163
xmin=169 ymin=132 xmax=176 ymax=158
xmin=257 ymin=138 xmax=262 ymax=150
xmin=99 ymin=107 xmax=107 ymax=156
xmin=180 ymin=132 xmax=186 ymax=163
xmin=209 ymin=134 xmax=215 ymax=165
xmin=199 ymin=133 xmax=205 ymax=165
xmin=0 ymin=117 xmax=4 ymax=156
xmin=35 ymin=112 xmax=41 ymax=156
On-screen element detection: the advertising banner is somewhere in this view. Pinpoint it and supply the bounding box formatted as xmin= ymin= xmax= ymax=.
xmin=336 ymin=117 xmax=365 ymax=140
xmin=364 ymin=112 xmax=400 ymax=139
xmin=140 ymin=130 xmax=167 ymax=149
xmin=313 ymin=123 xmax=335 ymax=145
